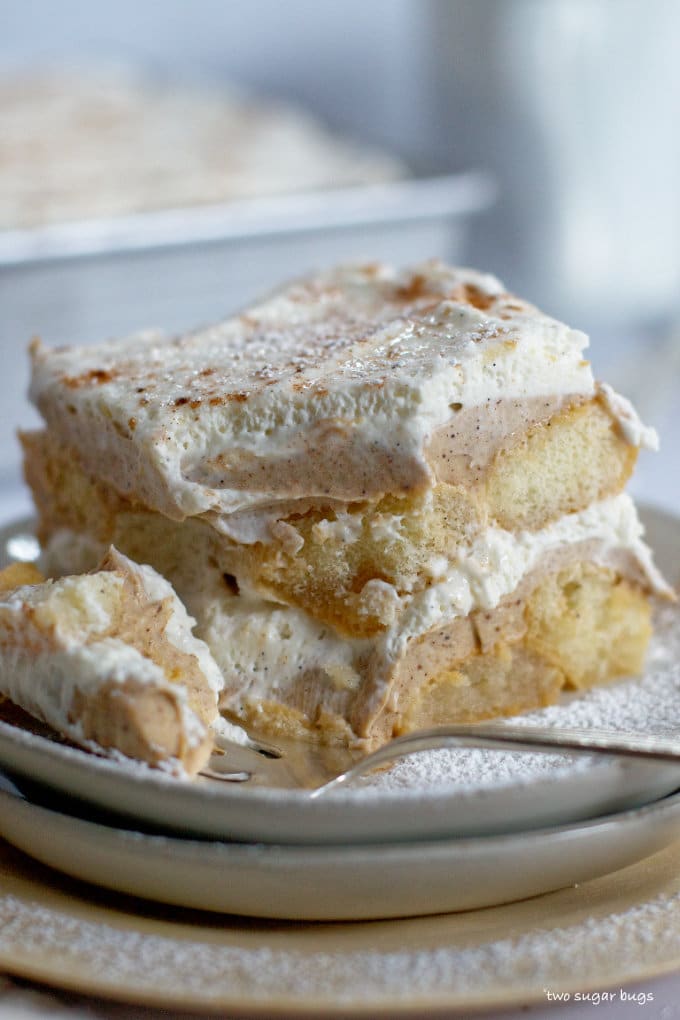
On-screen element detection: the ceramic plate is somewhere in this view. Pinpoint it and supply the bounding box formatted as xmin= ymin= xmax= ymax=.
xmin=1 ymin=773 xmax=680 ymax=921
xmin=3 ymin=828 xmax=680 ymax=1015
xmin=0 ymin=506 xmax=678 ymax=846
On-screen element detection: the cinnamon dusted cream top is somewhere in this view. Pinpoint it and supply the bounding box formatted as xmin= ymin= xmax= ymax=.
xmin=30 ymin=261 xmax=629 ymax=521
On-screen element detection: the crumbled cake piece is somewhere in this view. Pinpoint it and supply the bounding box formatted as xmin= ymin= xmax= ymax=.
xmin=0 ymin=550 xmax=225 ymax=774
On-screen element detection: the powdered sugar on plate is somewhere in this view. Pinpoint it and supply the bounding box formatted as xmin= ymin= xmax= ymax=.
xmin=1 ymin=853 xmax=680 ymax=1009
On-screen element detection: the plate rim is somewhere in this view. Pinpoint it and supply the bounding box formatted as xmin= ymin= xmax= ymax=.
xmin=3 ymin=774 xmax=680 ymax=858
xmin=1 ymin=778 xmax=680 ymax=927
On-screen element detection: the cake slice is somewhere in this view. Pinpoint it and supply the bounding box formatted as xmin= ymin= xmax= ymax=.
xmin=0 ymin=549 xmax=225 ymax=774
xmin=21 ymin=261 xmax=672 ymax=750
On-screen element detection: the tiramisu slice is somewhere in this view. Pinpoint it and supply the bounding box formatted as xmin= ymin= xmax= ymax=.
xmin=22 ymin=261 xmax=672 ymax=750
xmin=0 ymin=549 xmax=224 ymax=774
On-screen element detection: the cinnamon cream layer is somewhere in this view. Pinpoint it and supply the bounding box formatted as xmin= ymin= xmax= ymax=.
xmin=25 ymin=384 xmax=653 ymax=552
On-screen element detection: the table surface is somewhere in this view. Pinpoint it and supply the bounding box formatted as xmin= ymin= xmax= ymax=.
xmin=0 ymin=333 xmax=678 ymax=1019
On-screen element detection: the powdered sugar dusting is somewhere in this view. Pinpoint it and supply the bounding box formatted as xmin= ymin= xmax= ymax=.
xmin=1 ymin=879 xmax=680 ymax=1007
xmin=361 ymin=601 xmax=680 ymax=793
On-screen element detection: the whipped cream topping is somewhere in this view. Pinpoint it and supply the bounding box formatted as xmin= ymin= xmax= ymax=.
xmin=598 ymin=382 xmax=659 ymax=449
xmin=30 ymin=261 xmax=597 ymax=520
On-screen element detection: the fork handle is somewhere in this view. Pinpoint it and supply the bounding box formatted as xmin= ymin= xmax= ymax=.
xmin=311 ymin=723 xmax=680 ymax=797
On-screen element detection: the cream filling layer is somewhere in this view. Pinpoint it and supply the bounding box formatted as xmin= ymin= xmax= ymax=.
xmin=195 ymin=493 xmax=668 ymax=723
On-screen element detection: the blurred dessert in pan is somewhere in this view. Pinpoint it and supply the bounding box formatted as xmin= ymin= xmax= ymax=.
xmin=0 ymin=71 xmax=404 ymax=230
xmin=18 ymin=260 xmax=672 ymax=755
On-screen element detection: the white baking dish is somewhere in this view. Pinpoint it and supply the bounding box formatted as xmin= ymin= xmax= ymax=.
xmin=0 ymin=170 xmax=493 ymax=482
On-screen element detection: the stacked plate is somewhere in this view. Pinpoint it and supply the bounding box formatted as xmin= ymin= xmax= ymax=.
xmin=0 ymin=505 xmax=679 ymax=922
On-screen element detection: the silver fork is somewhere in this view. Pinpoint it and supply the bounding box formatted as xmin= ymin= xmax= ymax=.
xmin=310 ymin=724 xmax=680 ymax=797
xmin=203 ymin=723 xmax=680 ymax=795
